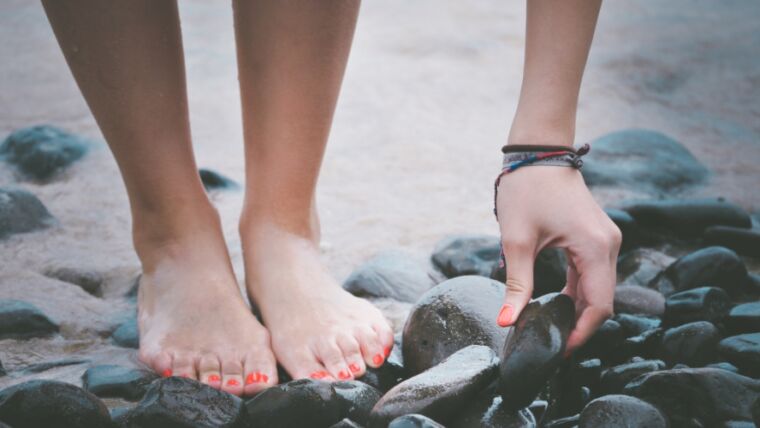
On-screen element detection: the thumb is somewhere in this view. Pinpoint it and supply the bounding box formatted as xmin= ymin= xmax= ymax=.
xmin=496 ymin=242 xmax=535 ymax=327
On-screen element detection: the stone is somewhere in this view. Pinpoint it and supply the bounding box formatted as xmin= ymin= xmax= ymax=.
xmin=576 ymin=359 xmax=603 ymax=393
xmin=0 ymin=380 xmax=111 ymax=428
xmin=44 ymin=266 xmax=105 ymax=297
xmin=110 ymin=406 xmax=131 ymax=425
xmin=198 ymin=168 xmax=239 ymax=191
xmin=605 ymin=208 xmax=639 ymax=251
xmin=111 ymin=315 xmax=139 ymax=348
xmin=0 ymin=359 xmax=5 ymax=377
xmin=617 ymin=249 xmax=675 ymax=288
xmin=124 ymin=377 xmax=244 ymax=428
xmin=431 ymin=235 xmax=500 ymax=278
xmin=542 ymin=414 xmax=580 ymax=428
xmin=726 ymin=302 xmax=760 ymax=334
xmin=387 ymin=414 xmax=444 ymax=428
xmin=0 ymin=125 xmax=89 ymax=181
xmin=450 ymin=393 xmax=536 ymax=428
xmin=754 ymin=398 xmax=760 ymax=427
xmin=614 ymin=285 xmax=666 ymax=317
xmin=343 ymin=251 xmax=437 ymax=303
xmin=332 ymin=381 xmax=382 ymax=426
xmin=492 ymin=247 xmax=568 ymax=298
xmin=577 ymin=319 xmax=626 ymax=363
xmin=614 ymin=313 xmax=661 ymax=336
xmin=82 ymin=364 xmax=158 ymax=401
xmin=704 ymin=226 xmax=760 ymax=258
xmin=0 ymin=187 xmax=56 ymax=239
xmin=707 ymin=362 xmax=740 ymax=373
xmin=598 ymin=360 xmax=666 ymax=395
xmin=650 ymin=246 xmax=748 ymax=297
xmin=578 ymin=395 xmax=667 ymax=428
xmin=245 ymin=379 xmax=342 ymax=428
xmin=619 ymin=327 xmax=664 ymax=360
xmin=661 ymin=321 xmax=721 ymax=366
xmin=623 ymin=368 xmax=760 ymax=426
xmin=402 ymin=276 xmax=507 ymax=375
xmin=0 ymin=299 xmax=58 ymax=339
xmin=22 ymin=358 xmax=88 ymax=374
xmin=718 ymin=333 xmax=760 ymax=377
xmin=369 ymin=345 xmax=498 ymax=427
xmin=665 ymin=286 xmax=732 ymax=326
xmin=329 ymin=419 xmax=364 ymax=428
xmin=620 ymin=199 xmax=751 ymax=238
xmin=499 ymin=293 xmax=575 ymax=410
xmin=358 ymin=360 xmax=406 ymax=393
xmin=581 ymin=129 xmax=709 ymax=195
xmin=528 ymin=400 xmax=548 ymax=425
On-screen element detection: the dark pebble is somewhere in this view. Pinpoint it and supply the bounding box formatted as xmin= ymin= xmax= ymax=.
xmin=0 ymin=125 xmax=89 ymax=181
xmin=332 ymin=381 xmax=382 ymax=426
xmin=0 ymin=379 xmax=111 ymax=428
xmin=617 ymin=249 xmax=674 ymax=288
xmin=618 ymin=327 xmax=664 ymax=361
xmin=576 ymin=359 xmax=603 ymax=392
xmin=614 ymin=313 xmax=661 ymax=336
xmin=578 ymin=319 xmax=625 ymax=363
xmin=431 ymin=235 xmax=500 ymax=278
xmin=0 ymin=187 xmax=56 ymax=240
xmin=111 ymin=316 xmax=139 ymax=348
xmin=343 ymin=251 xmax=437 ymax=303
xmin=598 ymin=360 xmax=665 ymax=395
xmin=650 ymin=246 xmax=748 ymax=297
xmin=664 ymin=286 xmax=732 ymax=326
xmin=22 ymin=357 xmax=88 ymax=374
xmin=450 ymin=393 xmax=536 ymax=428
xmin=124 ymin=377 xmax=244 ymax=428
xmin=620 ymin=199 xmax=751 ymax=238
xmin=718 ymin=333 xmax=760 ymax=377
xmin=244 ymin=379 xmax=342 ymax=428
xmin=661 ymin=321 xmax=721 ymax=366
xmin=726 ymin=302 xmax=760 ymax=334
xmin=329 ymin=419 xmax=364 ymax=428
xmin=82 ymin=364 xmax=157 ymax=401
xmin=704 ymin=226 xmax=760 ymax=258
xmin=499 ymin=293 xmax=575 ymax=410
xmin=613 ymin=285 xmax=666 ymax=317
xmin=528 ymin=400 xmax=548 ymax=425
xmin=623 ymin=367 xmax=760 ymax=427
xmin=198 ymin=168 xmax=238 ymax=191
xmin=387 ymin=414 xmax=444 ymax=428
xmin=0 ymin=299 xmax=58 ymax=340
xmin=707 ymin=362 xmax=740 ymax=373
xmin=579 ymin=394 xmax=667 ymax=428
xmin=370 ymin=345 xmax=498 ymax=427
xmin=402 ymin=276 xmax=507 ymax=375
xmin=44 ymin=266 xmax=105 ymax=297
xmin=358 ymin=360 xmax=406 ymax=394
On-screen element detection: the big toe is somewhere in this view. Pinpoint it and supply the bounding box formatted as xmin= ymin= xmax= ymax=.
xmin=243 ymin=350 xmax=278 ymax=396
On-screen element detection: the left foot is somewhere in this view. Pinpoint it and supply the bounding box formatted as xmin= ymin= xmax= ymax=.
xmin=241 ymin=217 xmax=394 ymax=381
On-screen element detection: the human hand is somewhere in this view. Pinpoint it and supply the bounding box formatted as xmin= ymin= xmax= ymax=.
xmin=494 ymin=164 xmax=621 ymax=354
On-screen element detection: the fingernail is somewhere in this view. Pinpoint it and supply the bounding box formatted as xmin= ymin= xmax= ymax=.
xmin=373 ymin=354 xmax=384 ymax=366
xmin=208 ymin=374 xmax=221 ymax=383
xmin=226 ymin=379 xmax=240 ymax=386
xmin=349 ymin=363 xmax=361 ymax=373
xmin=497 ymin=304 xmax=513 ymax=327
xmin=162 ymin=369 xmax=173 ymax=378
xmin=338 ymin=370 xmax=351 ymax=380
xmin=310 ymin=371 xmax=328 ymax=380
xmin=384 ymin=346 xmax=392 ymax=357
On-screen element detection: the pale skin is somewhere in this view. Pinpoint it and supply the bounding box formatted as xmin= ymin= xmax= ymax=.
xmin=41 ymin=0 xmax=615 ymax=396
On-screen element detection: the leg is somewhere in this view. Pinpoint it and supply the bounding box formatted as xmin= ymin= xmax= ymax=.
xmin=42 ymin=0 xmax=276 ymax=396
xmin=234 ymin=0 xmax=393 ymax=381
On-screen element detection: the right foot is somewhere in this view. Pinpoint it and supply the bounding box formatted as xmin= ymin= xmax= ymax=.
xmin=135 ymin=208 xmax=277 ymax=397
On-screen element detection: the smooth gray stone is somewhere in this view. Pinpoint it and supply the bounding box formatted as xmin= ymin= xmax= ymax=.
xmin=650 ymin=247 xmax=747 ymax=297
xmin=661 ymin=321 xmax=721 ymax=366
xmin=620 ymin=199 xmax=751 ymax=238
xmin=0 ymin=299 xmax=58 ymax=340
xmin=244 ymin=379 xmax=342 ymax=428
xmin=343 ymin=251 xmax=437 ymax=303
xmin=718 ymin=333 xmax=760 ymax=377
xmin=0 ymin=125 xmax=89 ymax=181
xmin=82 ymin=365 xmax=157 ymax=401
xmin=0 ymin=187 xmax=56 ymax=239
xmin=579 ymin=395 xmax=667 ymax=428
xmin=111 ymin=316 xmax=139 ymax=349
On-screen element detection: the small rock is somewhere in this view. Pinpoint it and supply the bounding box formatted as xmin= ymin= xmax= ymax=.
xmin=650 ymin=246 xmax=748 ymax=297
xmin=614 ymin=285 xmax=666 ymax=317
xmin=245 ymin=379 xmax=342 ymax=428
xmin=329 ymin=419 xmax=364 ymax=428
xmin=605 ymin=208 xmax=639 ymax=251
xmin=582 ymin=129 xmax=709 ymax=195
xmin=388 ymin=414 xmax=444 ymax=428
xmin=619 ymin=327 xmax=663 ymax=361
xmin=358 ymin=360 xmax=406 ymax=393
xmin=578 ymin=319 xmax=625 ymax=363
xmin=499 ymin=293 xmax=575 ymax=410
xmin=617 ymin=249 xmax=675 ymax=288
xmin=332 ymin=381 xmax=382 ymax=426
xmin=0 ymin=125 xmax=89 ymax=181
xmin=707 ymin=362 xmax=740 ymax=373
xmin=0 ymin=187 xmax=56 ymax=239
xmin=124 ymin=377 xmax=244 ymax=428
xmin=599 ymin=360 xmax=666 ymax=395
xmin=402 ymin=276 xmax=507 ymax=375
xmin=82 ymin=365 xmax=157 ymax=401
xmin=431 ymin=235 xmax=500 ymax=278
xmin=718 ymin=333 xmax=760 ymax=377
xmin=620 ymin=199 xmax=751 ymax=238
xmin=579 ymin=394 xmax=667 ymax=428
xmin=665 ymin=286 xmax=732 ymax=326
xmin=623 ymin=368 xmax=760 ymax=427
xmin=369 ymin=345 xmax=498 ymax=427
xmin=450 ymin=393 xmax=536 ymax=428
xmin=44 ymin=266 xmax=105 ymax=297
xmin=614 ymin=313 xmax=661 ymax=336
xmin=198 ymin=168 xmax=239 ymax=191
xmin=111 ymin=316 xmax=139 ymax=348
xmin=343 ymin=251 xmax=437 ymax=303
xmin=0 ymin=299 xmax=58 ymax=339
xmin=0 ymin=380 xmax=111 ymax=428
xmin=575 ymin=359 xmax=603 ymax=392
xmin=726 ymin=302 xmax=760 ymax=334
xmin=704 ymin=226 xmax=760 ymax=258
xmin=661 ymin=321 xmax=721 ymax=366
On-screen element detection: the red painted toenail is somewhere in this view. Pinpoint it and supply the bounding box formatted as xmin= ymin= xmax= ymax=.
xmin=349 ymin=363 xmax=361 ymax=373
xmin=384 ymin=346 xmax=392 ymax=357
xmin=310 ymin=371 xmax=328 ymax=380
xmin=162 ymin=369 xmax=173 ymax=378
xmin=373 ymin=354 xmax=384 ymax=366
xmin=208 ymin=374 xmax=221 ymax=382
xmin=261 ymin=374 xmax=269 ymax=383
xmin=226 ymin=379 xmax=240 ymax=386
xmin=338 ymin=370 xmax=350 ymax=380
xmin=246 ymin=372 xmax=262 ymax=384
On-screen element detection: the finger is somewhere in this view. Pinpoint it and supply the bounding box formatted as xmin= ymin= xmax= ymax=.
xmin=497 ymin=239 xmax=537 ymax=327
xmin=564 ymin=252 xmax=615 ymax=354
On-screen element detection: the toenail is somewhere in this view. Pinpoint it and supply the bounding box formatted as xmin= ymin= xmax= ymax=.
xmin=373 ymin=354 xmax=384 ymax=366
xmin=384 ymin=346 xmax=392 ymax=357
xmin=246 ymin=372 xmax=261 ymax=384
xmin=226 ymin=379 xmax=240 ymax=386
xmin=310 ymin=371 xmax=328 ymax=380
xmin=338 ymin=370 xmax=350 ymax=380
xmin=261 ymin=374 xmax=269 ymax=383
xmin=208 ymin=374 xmax=221 ymax=383
xmin=162 ymin=369 xmax=173 ymax=378
xmin=349 ymin=363 xmax=361 ymax=373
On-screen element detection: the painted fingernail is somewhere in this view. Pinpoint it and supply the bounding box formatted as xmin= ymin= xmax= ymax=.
xmin=497 ymin=304 xmax=513 ymax=327
xmin=245 ymin=373 xmax=259 ymax=384
xmin=338 ymin=370 xmax=351 ymax=380
xmin=226 ymin=379 xmax=240 ymax=386
xmin=384 ymin=346 xmax=392 ymax=357
xmin=373 ymin=354 xmax=384 ymax=366
xmin=162 ymin=369 xmax=173 ymax=378
xmin=349 ymin=363 xmax=361 ymax=373
xmin=310 ymin=371 xmax=328 ymax=380
xmin=208 ymin=374 xmax=221 ymax=383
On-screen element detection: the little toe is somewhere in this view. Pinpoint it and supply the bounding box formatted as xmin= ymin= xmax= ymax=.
xmin=197 ymin=354 xmax=222 ymax=388
xmin=243 ymin=352 xmax=277 ymax=396
xmin=336 ymin=334 xmax=366 ymax=378
xmin=171 ymin=351 xmax=198 ymax=380
xmin=317 ymin=340 xmax=353 ymax=381
xmin=220 ymin=358 xmax=245 ymax=396
xmin=357 ymin=327 xmax=386 ymax=368
xmin=373 ymin=323 xmax=395 ymax=358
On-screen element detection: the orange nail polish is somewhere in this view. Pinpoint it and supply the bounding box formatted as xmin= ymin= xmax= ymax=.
xmin=338 ymin=370 xmax=351 ymax=380
xmin=310 ymin=371 xmax=328 ymax=380
xmin=384 ymin=346 xmax=392 ymax=357
xmin=162 ymin=369 xmax=172 ymax=378
xmin=246 ymin=373 xmax=259 ymax=384
xmin=497 ymin=304 xmax=513 ymax=327
xmin=349 ymin=363 xmax=361 ymax=373
xmin=373 ymin=354 xmax=384 ymax=366
xmin=227 ymin=379 xmax=240 ymax=386
xmin=261 ymin=374 xmax=269 ymax=383
xmin=208 ymin=374 xmax=221 ymax=382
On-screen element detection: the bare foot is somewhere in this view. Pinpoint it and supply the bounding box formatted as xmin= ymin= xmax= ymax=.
xmin=241 ymin=218 xmax=394 ymax=381
xmin=135 ymin=208 xmax=277 ymax=396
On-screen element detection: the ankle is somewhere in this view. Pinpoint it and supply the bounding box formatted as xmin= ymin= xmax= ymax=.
xmin=239 ymin=204 xmax=321 ymax=244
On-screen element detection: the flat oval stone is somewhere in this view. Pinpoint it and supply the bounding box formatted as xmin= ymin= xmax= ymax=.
xmin=369 ymin=345 xmax=498 ymax=427
xmin=332 ymin=381 xmax=382 ymax=426
xmin=718 ymin=333 xmax=760 ymax=378
xmin=664 ymin=286 xmax=732 ymax=326
xmin=614 ymin=313 xmax=661 ymax=336
xmin=499 ymin=293 xmax=575 ymax=410
xmin=620 ymin=199 xmax=751 ymax=238
xmin=613 ymin=285 xmax=666 ymax=317
xmin=649 ymin=246 xmax=748 ymax=297
xmin=0 ymin=380 xmax=111 ymax=428
xmin=0 ymin=299 xmax=59 ymax=340
xmin=402 ymin=276 xmax=507 ymax=375
xmin=244 ymin=379 xmax=342 ymax=428
xmin=579 ymin=395 xmax=667 ymax=428
xmin=111 ymin=315 xmax=139 ymax=349
xmin=388 ymin=414 xmax=445 ymax=428
xmin=660 ymin=321 xmax=721 ymax=366
xmin=726 ymin=302 xmax=760 ymax=334
xmin=431 ymin=235 xmax=501 ymax=278
xmin=343 ymin=251 xmax=437 ymax=303
xmin=598 ymin=360 xmax=665 ymax=395
xmin=82 ymin=364 xmax=157 ymax=401
xmin=704 ymin=225 xmax=760 ymax=258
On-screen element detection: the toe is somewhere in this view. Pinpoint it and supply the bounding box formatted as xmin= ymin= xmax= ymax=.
xmin=197 ymin=354 xmax=222 ymax=389
xmin=151 ymin=351 xmax=174 ymax=378
xmin=336 ymin=333 xmax=366 ymax=378
xmin=317 ymin=339 xmax=353 ymax=381
xmin=278 ymin=348 xmax=334 ymax=381
xmin=356 ymin=326 xmax=386 ymax=368
xmin=373 ymin=322 xmax=395 ymax=359
xmin=171 ymin=351 xmax=198 ymax=380
xmin=220 ymin=358 xmax=245 ymax=396
xmin=243 ymin=351 xmax=277 ymax=396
